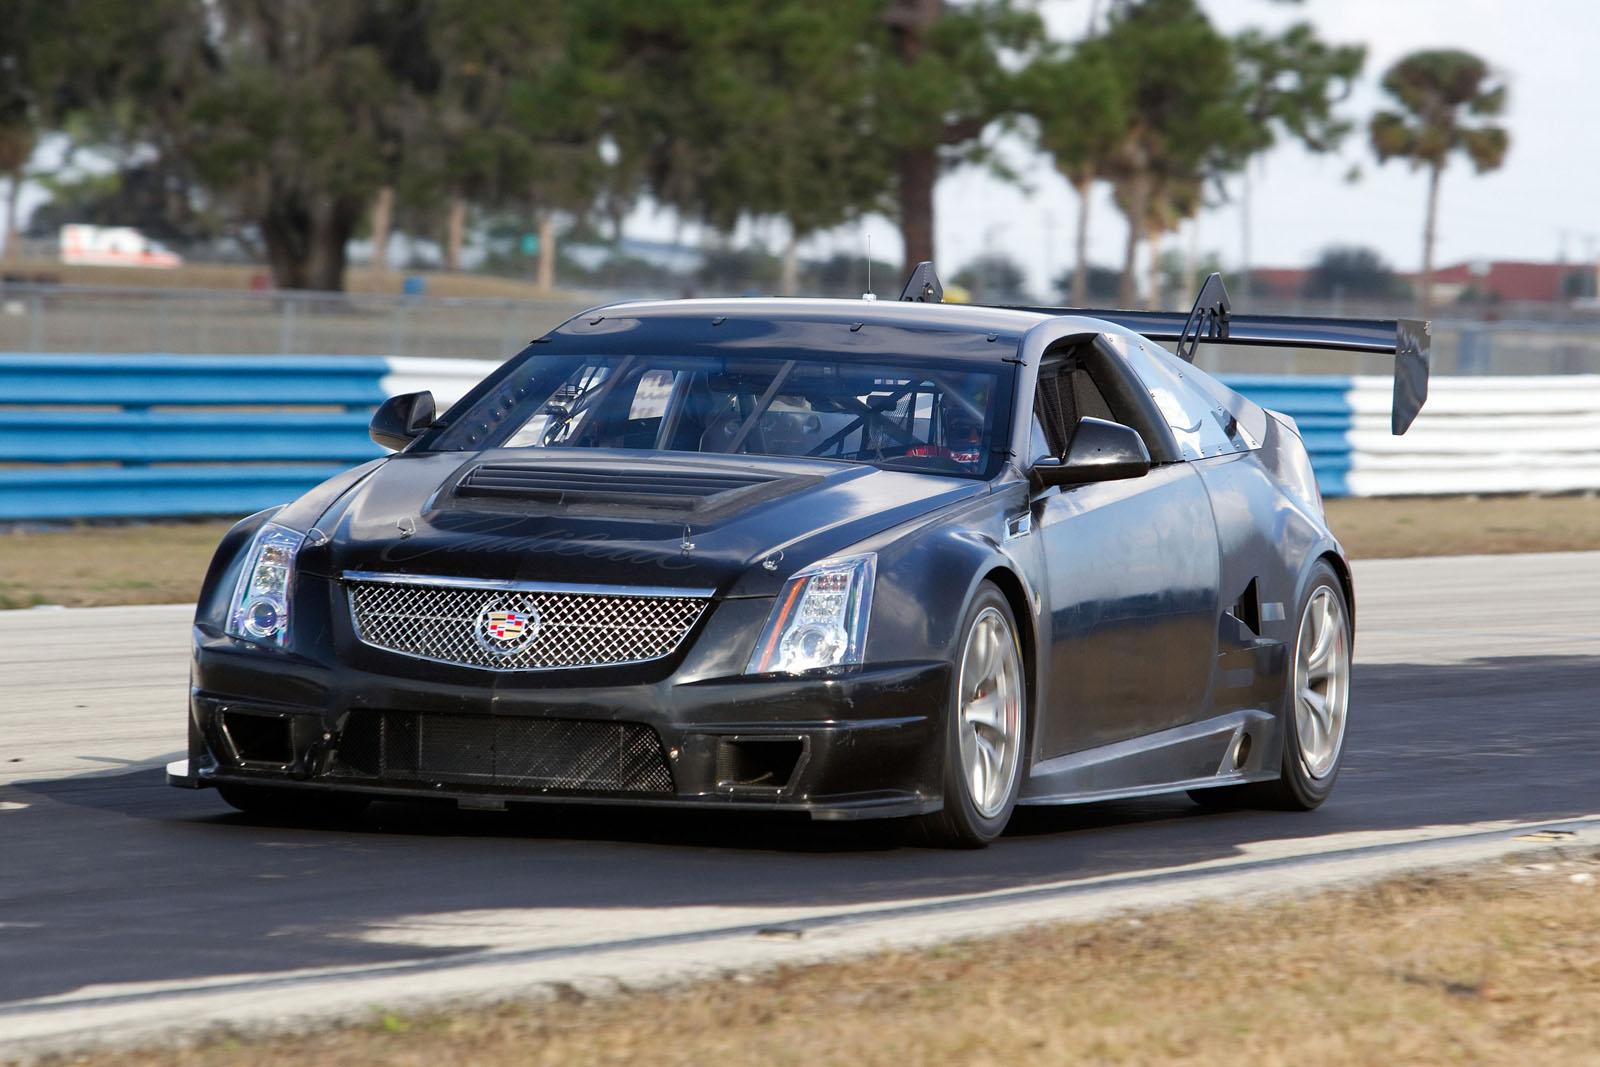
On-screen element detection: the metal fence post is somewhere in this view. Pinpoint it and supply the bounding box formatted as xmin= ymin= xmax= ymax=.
xmin=279 ymin=297 xmax=297 ymax=354
xmin=157 ymin=289 xmax=172 ymax=353
xmin=1458 ymin=324 xmax=1490 ymax=375
xmin=498 ymin=303 xmax=518 ymax=358
xmin=27 ymin=291 xmax=43 ymax=351
xmin=390 ymin=298 xmax=406 ymax=359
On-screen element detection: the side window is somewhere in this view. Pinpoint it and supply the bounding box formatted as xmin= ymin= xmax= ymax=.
xmin=1122 ymin=340 xmax=1248 ymax=459
xmin=1032 ymin=364 xmax=1075 ymax=455
xmin=1034 ymin=356 xmax=1127 ymax=455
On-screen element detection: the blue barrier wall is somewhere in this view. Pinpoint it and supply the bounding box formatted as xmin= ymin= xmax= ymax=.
xmin=0 ymin=355 xmax=1361 ymax=520
xmin=0 ymin=355 xmax=391 ymax=520
xmin=1223 ymin=376 xmax=1353 ymax=498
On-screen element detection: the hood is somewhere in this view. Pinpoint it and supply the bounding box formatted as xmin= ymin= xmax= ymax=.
xmin=300 ymin=448 xmax=988 ymax=597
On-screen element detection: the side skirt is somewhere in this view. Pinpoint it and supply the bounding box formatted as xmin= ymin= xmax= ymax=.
xmin=1018 ymin=708 xmax=1279 ymax=806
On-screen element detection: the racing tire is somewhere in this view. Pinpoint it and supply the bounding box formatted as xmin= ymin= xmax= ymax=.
xmin=217 ymin=783 xmax=371 ymax=822
xmin=914 ymin=582 xmax=1028 ymax=848
xmin=1189 ymin=560 xmax=1352 ymax=812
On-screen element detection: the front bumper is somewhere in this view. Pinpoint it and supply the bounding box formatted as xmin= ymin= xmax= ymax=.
xmin=175 ymin=630 xmax=950 ymax=821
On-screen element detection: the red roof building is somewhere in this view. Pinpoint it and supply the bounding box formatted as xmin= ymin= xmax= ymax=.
xmin=1422 ymin=260 xmax=1593 ymax=304
xmin=1246 ymin=268 xmax=1309 ymax=300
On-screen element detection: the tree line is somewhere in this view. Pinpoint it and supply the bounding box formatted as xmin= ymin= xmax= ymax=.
xmin=0 ymin=0 xmax=1509 ymax=313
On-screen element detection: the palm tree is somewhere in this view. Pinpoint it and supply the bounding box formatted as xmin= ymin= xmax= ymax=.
xmin=1096 ymin=0 xmax=1247 ymax=308
xmin=1229 ymin=23 xmax=1364 ymax=297
xmin=0 ymin=125 xmax=33 ymax=262
xmin=1369 ymin=50 xmax=1509 ymax=318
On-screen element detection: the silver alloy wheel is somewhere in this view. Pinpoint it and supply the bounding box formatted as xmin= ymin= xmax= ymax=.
xmin=957 ymin=605 xmax=1025 ymax=818
xmin=1294 ymin=586 xmax=1351 ymax=780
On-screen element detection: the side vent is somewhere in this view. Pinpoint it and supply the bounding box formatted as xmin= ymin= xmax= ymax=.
xmin=1230 ymin=578 xmax=1261 ymax=636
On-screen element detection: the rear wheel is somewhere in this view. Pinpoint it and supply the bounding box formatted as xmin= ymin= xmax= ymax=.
xmin=915 ymin=583 xmax=1028 ymax=848
xmin=1190 ymin=560 xmax=1351 ymax=811
xmin=217 ymin=783 xmax=370 ymax=822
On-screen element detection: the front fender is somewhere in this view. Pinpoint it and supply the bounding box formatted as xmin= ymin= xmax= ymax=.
xmin=194 ymin=458 xmax=388 ymax=629
xmin=856 ymin=481 xmax=1044 ymax=679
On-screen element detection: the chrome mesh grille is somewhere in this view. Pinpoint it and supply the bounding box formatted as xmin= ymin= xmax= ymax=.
xmin=346 ymin=577 xmax=708 ymax=671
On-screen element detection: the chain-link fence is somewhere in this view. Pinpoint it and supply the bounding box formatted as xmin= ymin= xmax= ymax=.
xmin=0 ymin=284 xmax=602 ymax=363
xmin=5 ymin=282 xmax=1600 ymax=375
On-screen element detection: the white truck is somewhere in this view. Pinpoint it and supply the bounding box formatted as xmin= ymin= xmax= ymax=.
xmin=59 ymin=224 xmax=182 ymax=269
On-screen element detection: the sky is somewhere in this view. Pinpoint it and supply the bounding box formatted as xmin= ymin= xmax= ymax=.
xmin=726 ymin=0 xmax=1600 ymax=297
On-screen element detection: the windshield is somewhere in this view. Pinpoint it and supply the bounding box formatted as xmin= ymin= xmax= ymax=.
xmin=427 ymin=353 xmax=1011 ymax=478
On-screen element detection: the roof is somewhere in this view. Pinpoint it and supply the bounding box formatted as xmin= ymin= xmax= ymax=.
xmin=592 ymin=296 xmax=1056 ymax=342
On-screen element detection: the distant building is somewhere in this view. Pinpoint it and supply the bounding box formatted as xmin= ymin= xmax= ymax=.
xmin=1420 ymin=260 xmax=1598 ymax=305
xmin=1246 ymin=268 xmax=1309 ymax=300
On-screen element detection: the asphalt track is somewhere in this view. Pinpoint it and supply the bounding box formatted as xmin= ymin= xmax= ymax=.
xmin=2 ymin=552 xmax=1598 ymax=1056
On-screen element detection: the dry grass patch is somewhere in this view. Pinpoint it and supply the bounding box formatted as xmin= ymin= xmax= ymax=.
xmin=1325 ymin=493 xmax=1600 ymax=559
xmin=0 ymin=521 xmax=232 ymax=608
xmin=2 ymin=495 xmax=1597 ymax=610
xmin=44 ymin=856 xmax=1600 ymax=1067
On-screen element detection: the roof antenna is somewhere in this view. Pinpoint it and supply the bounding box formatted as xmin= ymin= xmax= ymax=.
xmin=862 ymin=232 xmax=876 ymax=301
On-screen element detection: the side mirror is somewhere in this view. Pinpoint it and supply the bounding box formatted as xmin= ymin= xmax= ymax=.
xmin=1029 ymin=416 xmax=1152 ymax=490
xmin=369 ymin=391 xmax=436 ymax=451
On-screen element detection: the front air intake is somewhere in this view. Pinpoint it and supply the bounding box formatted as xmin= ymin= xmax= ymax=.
xmin=332 ymin=711 xmax=674 ymax=794
xmin=219 ymin=710 xmax=293 ymax=766
xmin=715 ymin=737 xmax=804 ymax=792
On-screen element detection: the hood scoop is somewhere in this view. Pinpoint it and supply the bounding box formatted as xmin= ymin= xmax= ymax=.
xmin=454 ymin=462 xmax=805 ymax=517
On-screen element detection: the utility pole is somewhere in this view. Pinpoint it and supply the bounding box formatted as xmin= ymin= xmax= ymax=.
xmin=1238 ymin=164 xmax=1253 ymax=299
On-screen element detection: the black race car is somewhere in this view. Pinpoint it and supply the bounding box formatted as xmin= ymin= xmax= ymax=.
xmin=169 ymin=268 xmax=1430 ymax=846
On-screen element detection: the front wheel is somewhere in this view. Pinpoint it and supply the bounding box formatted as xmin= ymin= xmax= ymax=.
xmin=915 ymin=582 xmax=1028 ymax=848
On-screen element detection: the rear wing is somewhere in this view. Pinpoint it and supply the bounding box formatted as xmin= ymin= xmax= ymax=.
xmin=906 ymin=264 xmax=1432 ymax=435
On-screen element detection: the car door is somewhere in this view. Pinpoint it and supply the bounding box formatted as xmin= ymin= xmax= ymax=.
xmin=1033 ymin=344 xmax=1223 ymax=759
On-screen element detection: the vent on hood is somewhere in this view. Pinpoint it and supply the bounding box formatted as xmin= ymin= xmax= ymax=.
xmin=456 ymin=463 xmax=782 ymax=510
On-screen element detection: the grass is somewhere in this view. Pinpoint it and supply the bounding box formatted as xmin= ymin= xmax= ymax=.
xmin=45 ymin=854 xmax=1600 ymax=1067
xmin=2 ymin=494 xmax=1598 ymax=609
xmin=1323 ymin=493 xmax=1600 ymax=559
xmin=0 ymin=520 xmax=232 ymax=608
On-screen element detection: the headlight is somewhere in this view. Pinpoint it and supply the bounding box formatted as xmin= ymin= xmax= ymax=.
xmin=747 ymin=553 xmax=876 ymax=675
xmin=225 ymin=522 xmax=304 ymax=647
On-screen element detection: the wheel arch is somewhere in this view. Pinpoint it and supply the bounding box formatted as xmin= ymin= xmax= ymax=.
xmin=1317 ymin=549 xmax=1356 ymax=633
